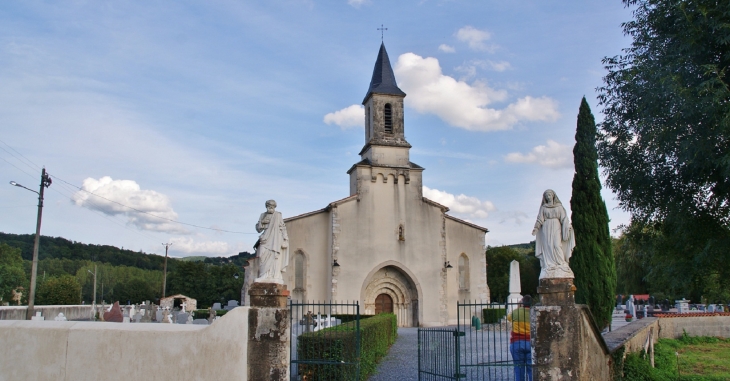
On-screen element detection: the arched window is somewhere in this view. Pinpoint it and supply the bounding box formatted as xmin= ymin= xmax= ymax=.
xmin=458 ymin=254 xmax=470 ymax=290
xmin=384 ymin=103 xmax=393 ymax=133
xmin=294 ymin=252 xmax=305 ymax=291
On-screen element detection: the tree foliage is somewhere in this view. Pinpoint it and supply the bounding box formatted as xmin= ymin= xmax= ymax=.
xmin=0 ymin=243 xmax=27 ymax=304
xmin=598 ymin=0 xmax=730 ymax=304
xmin=0 ymin=232 xmax=176 ymax=270
xmin=35 ymin=275 xmax=82 ymax=305
xmin=598 ymin=0 xmax=730 ymax=227
xmin=570 ymin=98 xmax=616 ymax=330
xmin=486 ymin=245 xmax=540 ymax=302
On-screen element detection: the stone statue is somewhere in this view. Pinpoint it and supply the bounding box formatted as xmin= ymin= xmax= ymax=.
xmin=254 ymin=199 xmax=289 ymax=284
xmin=531 ymin=189 xmax=576 ymax=279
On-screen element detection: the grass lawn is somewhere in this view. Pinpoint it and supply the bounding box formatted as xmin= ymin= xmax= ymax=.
xmin=622 ymin=335 xmax=730 ymax=381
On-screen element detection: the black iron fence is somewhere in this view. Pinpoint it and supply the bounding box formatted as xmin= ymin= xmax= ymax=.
xmin=457 ymin=300 xmax=532 ymax=381
xmin=289 ymin=301 xmax=361 ymax=381
xmin=418 ymin=327 xmax=464 ymax=380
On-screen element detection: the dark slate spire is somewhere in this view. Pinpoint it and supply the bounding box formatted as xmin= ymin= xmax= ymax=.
xmin=363 ymin=43 xmax=406 ymax=103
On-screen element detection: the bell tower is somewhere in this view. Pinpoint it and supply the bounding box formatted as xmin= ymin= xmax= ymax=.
xmin=360 ymin=43 xmax=411 ymax=165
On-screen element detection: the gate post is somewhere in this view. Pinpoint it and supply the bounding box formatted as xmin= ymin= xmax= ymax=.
xmin=247 ymin=282 xmax=290 ymax=381
xmin=532 ymin=278 xmax=581 ymax=380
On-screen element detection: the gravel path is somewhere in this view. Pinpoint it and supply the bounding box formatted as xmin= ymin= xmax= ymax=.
xmin=369 ymin=327 xmax=419 ymax=381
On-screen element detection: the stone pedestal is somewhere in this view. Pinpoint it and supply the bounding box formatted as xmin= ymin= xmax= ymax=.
xmin=532 ymin=278 xmax=581 ymax=380
xmin=247 ymin=282 xmax=290 ymax=381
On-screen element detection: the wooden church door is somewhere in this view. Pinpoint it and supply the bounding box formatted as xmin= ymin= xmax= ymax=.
xmin=375 ymin=294 xmax=393 ymax=314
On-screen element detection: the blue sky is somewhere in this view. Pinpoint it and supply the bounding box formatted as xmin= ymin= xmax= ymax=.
xmin=0 ymin=1 xmax=634 ymax=258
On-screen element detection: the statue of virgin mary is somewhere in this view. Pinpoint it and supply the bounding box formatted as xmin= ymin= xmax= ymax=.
xmin=531 ymin=189 xmax=575 ymax=279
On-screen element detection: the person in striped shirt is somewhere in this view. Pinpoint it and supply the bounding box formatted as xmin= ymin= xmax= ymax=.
xmin=507 ymin=295 xmax=532 ymax=381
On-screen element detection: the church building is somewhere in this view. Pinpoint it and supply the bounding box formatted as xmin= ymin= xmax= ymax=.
xmin=283 ymin=44 xmax=490 ymax=327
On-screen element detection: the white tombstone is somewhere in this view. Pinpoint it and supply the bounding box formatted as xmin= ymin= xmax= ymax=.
xmin=31 ymin=311 xmax=44 ymax=321
xmin=507 ymin=260 xmax=523 ymax=312
xmin=54 ymin=313 xmax=67 ymax=321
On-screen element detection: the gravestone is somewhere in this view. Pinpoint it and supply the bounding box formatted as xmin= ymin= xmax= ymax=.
xmin=31 ymin=311 xmax=44 ymax=321
xmin=176 ymin=312 xmax=189 ymax=324
xmin=212 ymin=303 xmax=222 ymax=311
xmin=104 ymin=302 xmax=124 ymax=323
xmin=225 ymin=300 xmax=239 ymax=311
xmin=507 ymin=260 xmax=522 ymax=313
xmin=54 ymin=313 xmax=67 ymax=321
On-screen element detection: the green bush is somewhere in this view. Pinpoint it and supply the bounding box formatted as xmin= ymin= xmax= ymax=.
xmin=483 ymin=308 xmax=506 ymax=324
xmin=35 ymin=275 xmax=81 ymax=305
xmin=298 ymin=313 xmax=397 ymax=380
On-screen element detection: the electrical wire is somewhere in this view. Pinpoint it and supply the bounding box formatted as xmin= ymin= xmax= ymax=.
xmin=1 ymin=139 xmax=256 ymax=235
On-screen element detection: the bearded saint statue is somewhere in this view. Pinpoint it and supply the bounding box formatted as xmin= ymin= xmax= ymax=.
xmin=254 ymin=199 xmax=289 ymax=284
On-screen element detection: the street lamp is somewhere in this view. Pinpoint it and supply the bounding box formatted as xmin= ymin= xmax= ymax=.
xmin=10 ymin=168 xmax=52 ymax=320
xmin=87 ymin=265 xmax=97 ymax=318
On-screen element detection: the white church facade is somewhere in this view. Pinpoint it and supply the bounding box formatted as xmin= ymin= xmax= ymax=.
xmin=283 ymin=44 xmax=490 ymax=327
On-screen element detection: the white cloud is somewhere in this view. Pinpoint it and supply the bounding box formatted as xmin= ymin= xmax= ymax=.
xmin=455 ymin=26 xmax=496 ymax=52
xmin=487 ymin=60 xmax=511 ymax=72
xmin=72 ymin=176 xmax=189 ymax=233
xmin=505 ymin=140 xmax=574 ymax=169
xmin=394 ymin=53 xmax=560 ymax=131
xmin=323 ymin=104 xmax=364 ymax=129
xmin=347 ymin=0 xmax=370 ymax=8
xmin=168 ymin=237 xmax=233 ymax=256
xmin=438 ymin=44 xmax=455 ymax=53
xmin=423 ymin=186 xmax=495 ymax=219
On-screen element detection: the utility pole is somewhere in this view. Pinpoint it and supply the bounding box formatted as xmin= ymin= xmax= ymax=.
xmin=162 ymin=243 xmax=172 ymax=298
xmin=11 ymin=168 xmax=51 ymax=320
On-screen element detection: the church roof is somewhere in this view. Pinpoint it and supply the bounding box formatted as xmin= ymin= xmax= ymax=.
xmin=363 ymin=43 xmax=406 ymax=103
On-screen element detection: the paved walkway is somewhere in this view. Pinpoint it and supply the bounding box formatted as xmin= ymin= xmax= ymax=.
xmin=369 ymin=327 xmax=419 ymax=381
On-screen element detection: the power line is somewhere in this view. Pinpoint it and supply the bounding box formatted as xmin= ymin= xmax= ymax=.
xmin=1 ymin=140 xmax=257 ymax=235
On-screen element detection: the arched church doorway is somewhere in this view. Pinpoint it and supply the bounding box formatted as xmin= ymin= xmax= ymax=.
xmin=362 ymin=263 xmax=420 ymax=327
xmin=375 ymin=294 xmax=393 ymax=314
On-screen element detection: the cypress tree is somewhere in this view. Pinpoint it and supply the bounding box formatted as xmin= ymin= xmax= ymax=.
xmin=570 ymin=97 xmax=616 ymax=330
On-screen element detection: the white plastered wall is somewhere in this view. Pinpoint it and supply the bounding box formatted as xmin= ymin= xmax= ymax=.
xmin=0 ymin=307 xmax=250 ymax=381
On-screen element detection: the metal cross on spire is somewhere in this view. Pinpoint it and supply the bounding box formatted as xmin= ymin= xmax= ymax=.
xmin=377 ymin=24 xmax=388 ymax=41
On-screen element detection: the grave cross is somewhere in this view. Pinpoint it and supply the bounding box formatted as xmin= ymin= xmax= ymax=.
xmin=377 ymin=24 xmax=388 ymax=41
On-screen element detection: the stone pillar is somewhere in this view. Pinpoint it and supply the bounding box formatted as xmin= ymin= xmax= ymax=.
xmin=531 ymin=278 xmax=581 ymax=380
xmin=247 ymin=282 xmax=290 ymax=381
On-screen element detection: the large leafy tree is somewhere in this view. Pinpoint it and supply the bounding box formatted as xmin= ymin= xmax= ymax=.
xmin=570 ymin=98 xmax=616 ymax=330
xmin=485 ymin=245 xmax=540 ymax=302
xmin=0 ymin=243 xmax=27 ymax=304
xmin=35 ymin=275 xmax=82 ymax=305
xmin=597 ymin=0 xmax=730 ymax=302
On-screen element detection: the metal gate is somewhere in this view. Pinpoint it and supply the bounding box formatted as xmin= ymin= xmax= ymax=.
xmin=418 ymin=327 xmax=464 ymax=380
xmin=289 ymin=301 xmax=361 ymax=381
xmin=457 ymin=300 xmax=531 ymax=380
xmin=418 ymin=301 xmax=532 ymax=380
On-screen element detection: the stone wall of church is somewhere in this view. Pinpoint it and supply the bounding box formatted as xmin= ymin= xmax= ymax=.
xmin=284 ymin=211 xmax=331 ymax=302
xmin=444 ymin=217 xmax=489 ymax=325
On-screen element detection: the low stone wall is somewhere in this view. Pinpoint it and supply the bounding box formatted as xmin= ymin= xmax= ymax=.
xmin=0 ymin=307 xmax=250 ymax=381
xmin=0 ymin=305 xmax=95 ymax=321
xmin=603 ymin=317 xmax=659 ymax=354
xmin=657 ymin=315 xmax=730 ymax=339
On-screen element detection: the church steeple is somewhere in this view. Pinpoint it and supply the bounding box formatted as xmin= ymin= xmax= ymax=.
xmin=363 ymin=43 xmax=406 ymax=104
xmin=360 ymin=43 xmax=410 ymax=156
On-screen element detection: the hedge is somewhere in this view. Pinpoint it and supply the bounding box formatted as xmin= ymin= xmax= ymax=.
xmin=483 ymin=308 xmax=506 ymax=324
xmin=298 ymin=313 xmax=397 ymax=380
